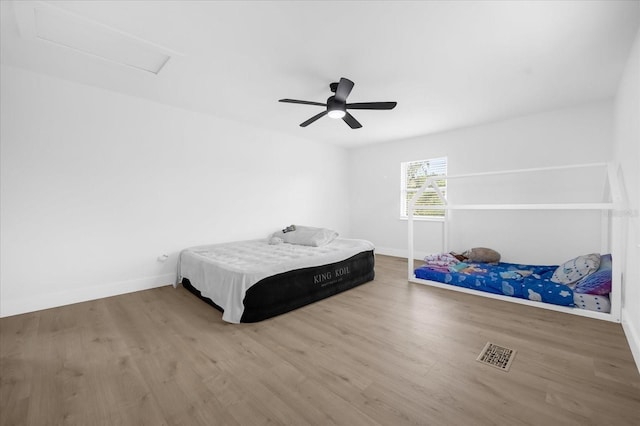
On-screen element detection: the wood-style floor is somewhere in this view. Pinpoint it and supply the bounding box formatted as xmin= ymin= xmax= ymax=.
xmin=1 ymin=255 xmax=639 ymax=425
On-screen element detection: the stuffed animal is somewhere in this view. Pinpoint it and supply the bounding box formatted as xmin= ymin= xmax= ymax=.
xmin=282 ymin=224 xmax=296 ymax=233
xmin=463 ymin=247 xmax=501 ymax=263
xmin=449 ymin=251 xmax=468 ymax=262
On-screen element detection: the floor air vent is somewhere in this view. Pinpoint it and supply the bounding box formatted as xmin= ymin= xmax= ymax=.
xmin=476 ymin=342 xmax=516 ymax=372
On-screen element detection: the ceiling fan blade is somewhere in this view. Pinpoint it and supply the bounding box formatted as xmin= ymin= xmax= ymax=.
xmin=334 ymin=78 xmax=354 ymax=103
xmin=346 ymin=102 xmax=397 ymax=110
xmin=279 ymin=99 xmax=327 ymax=107
xmin=300 ymin=110 xmax=328 ymax=127
xmin=342 ymin=112 xmax=362 ymax=129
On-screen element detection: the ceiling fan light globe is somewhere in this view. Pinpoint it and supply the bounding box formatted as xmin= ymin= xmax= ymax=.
xmin=328 ymin=109 xmax=346 ymax=119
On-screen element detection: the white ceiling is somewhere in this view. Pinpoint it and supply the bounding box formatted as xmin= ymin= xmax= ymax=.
xmin=2 ymin=1 xmax=639 ymax=147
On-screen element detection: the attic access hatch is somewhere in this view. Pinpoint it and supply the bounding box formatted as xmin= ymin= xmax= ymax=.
xmin=12 ymin=1 xmax=181 ymax=74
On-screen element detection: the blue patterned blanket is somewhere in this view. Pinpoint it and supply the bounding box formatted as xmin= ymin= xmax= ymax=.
xmin=414 ymin=261 xmax=574 ymax=306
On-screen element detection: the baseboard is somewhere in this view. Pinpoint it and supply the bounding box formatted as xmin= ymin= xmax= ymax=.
xmin=0 ymin=273 xmax=175 ymax=318
xmin=622 ymin=308 xmax=640 ymax=374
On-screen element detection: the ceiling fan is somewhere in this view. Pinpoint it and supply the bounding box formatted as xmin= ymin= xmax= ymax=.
xmin=279 ymin=77 xmax=397 ymax=129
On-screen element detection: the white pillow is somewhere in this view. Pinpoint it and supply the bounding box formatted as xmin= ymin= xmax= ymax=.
xmin=551 ymin=253 xmax=600 ymax=285
xmin=271 ymin=225 xmax=338 ymax=247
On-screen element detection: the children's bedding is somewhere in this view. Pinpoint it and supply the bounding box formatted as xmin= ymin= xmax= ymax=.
xmin=415 ymin=255 xmax=612 ymax=312
xmin=415 ymin=261 xmax=576 ymax=307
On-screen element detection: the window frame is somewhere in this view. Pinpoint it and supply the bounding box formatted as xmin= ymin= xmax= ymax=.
xmin=400 ymin=156 xmax=448 ymax=221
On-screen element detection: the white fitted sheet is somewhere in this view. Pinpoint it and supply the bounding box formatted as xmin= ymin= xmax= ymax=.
xmin=177 ymin=238 xmax=375 ymax=323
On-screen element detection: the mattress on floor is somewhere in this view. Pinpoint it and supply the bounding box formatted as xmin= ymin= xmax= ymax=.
xmin=415 ymin=261 xmax=574 ymax=306
xmin=414 ymin=260 xmax=610 ymax=313
xmin=177 ymin=238 xmax=375 ymax=323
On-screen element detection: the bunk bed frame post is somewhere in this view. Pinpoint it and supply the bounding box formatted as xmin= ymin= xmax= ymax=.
xmin=407 ymin=175 xmax=449 ymax=281
xmin=430 ymin=178 xmax=449 ymax=253
xmin=607 ymin=163 xmax=624 ymax=322
xmin=407 ymin=162 xmax=623 ymax=323
xmin=407 ymin=208 xmax=415 ymax=281
xmin=444 ymin=208 xmax=450 ymax=253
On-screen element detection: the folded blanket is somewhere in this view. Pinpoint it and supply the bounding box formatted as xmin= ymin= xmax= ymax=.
xmin=423 ymin=253 xmax=460 ymax=272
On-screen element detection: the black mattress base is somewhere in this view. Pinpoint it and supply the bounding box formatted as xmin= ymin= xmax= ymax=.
xmin=182 ymin=250 xmax=375 ymax=323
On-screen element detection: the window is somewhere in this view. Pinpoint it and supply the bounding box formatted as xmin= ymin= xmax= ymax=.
xmin=400 ymin=157 xmax=447 ymax=218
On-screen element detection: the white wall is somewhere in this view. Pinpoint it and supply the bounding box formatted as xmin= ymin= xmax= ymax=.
xmin=348 ymin=101 xmax=613 ymax=264
xmin=0 ymin=65 xmax=350 ymax=317
xmin=613 ymin=29 xmax=640 ymax=371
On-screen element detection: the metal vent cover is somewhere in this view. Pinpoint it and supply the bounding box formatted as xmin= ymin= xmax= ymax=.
xmin=476 ymin=342 xmax=516 ymax=371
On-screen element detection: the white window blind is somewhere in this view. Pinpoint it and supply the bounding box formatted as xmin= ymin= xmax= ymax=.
xmin=401 ymin=157 xmax=447 ymax=218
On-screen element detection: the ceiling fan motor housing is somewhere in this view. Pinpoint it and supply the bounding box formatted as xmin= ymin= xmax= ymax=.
xmin=327 ymin=95 xmax=346 ymax=114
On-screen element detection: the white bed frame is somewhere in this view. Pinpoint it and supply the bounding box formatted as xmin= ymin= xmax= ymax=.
xmin=407 ymin=162 xmax=624 ymax=322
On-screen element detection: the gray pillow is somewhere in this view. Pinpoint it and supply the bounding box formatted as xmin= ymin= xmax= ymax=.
xmin=271 ymin=226 xmax=338 ymax=247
